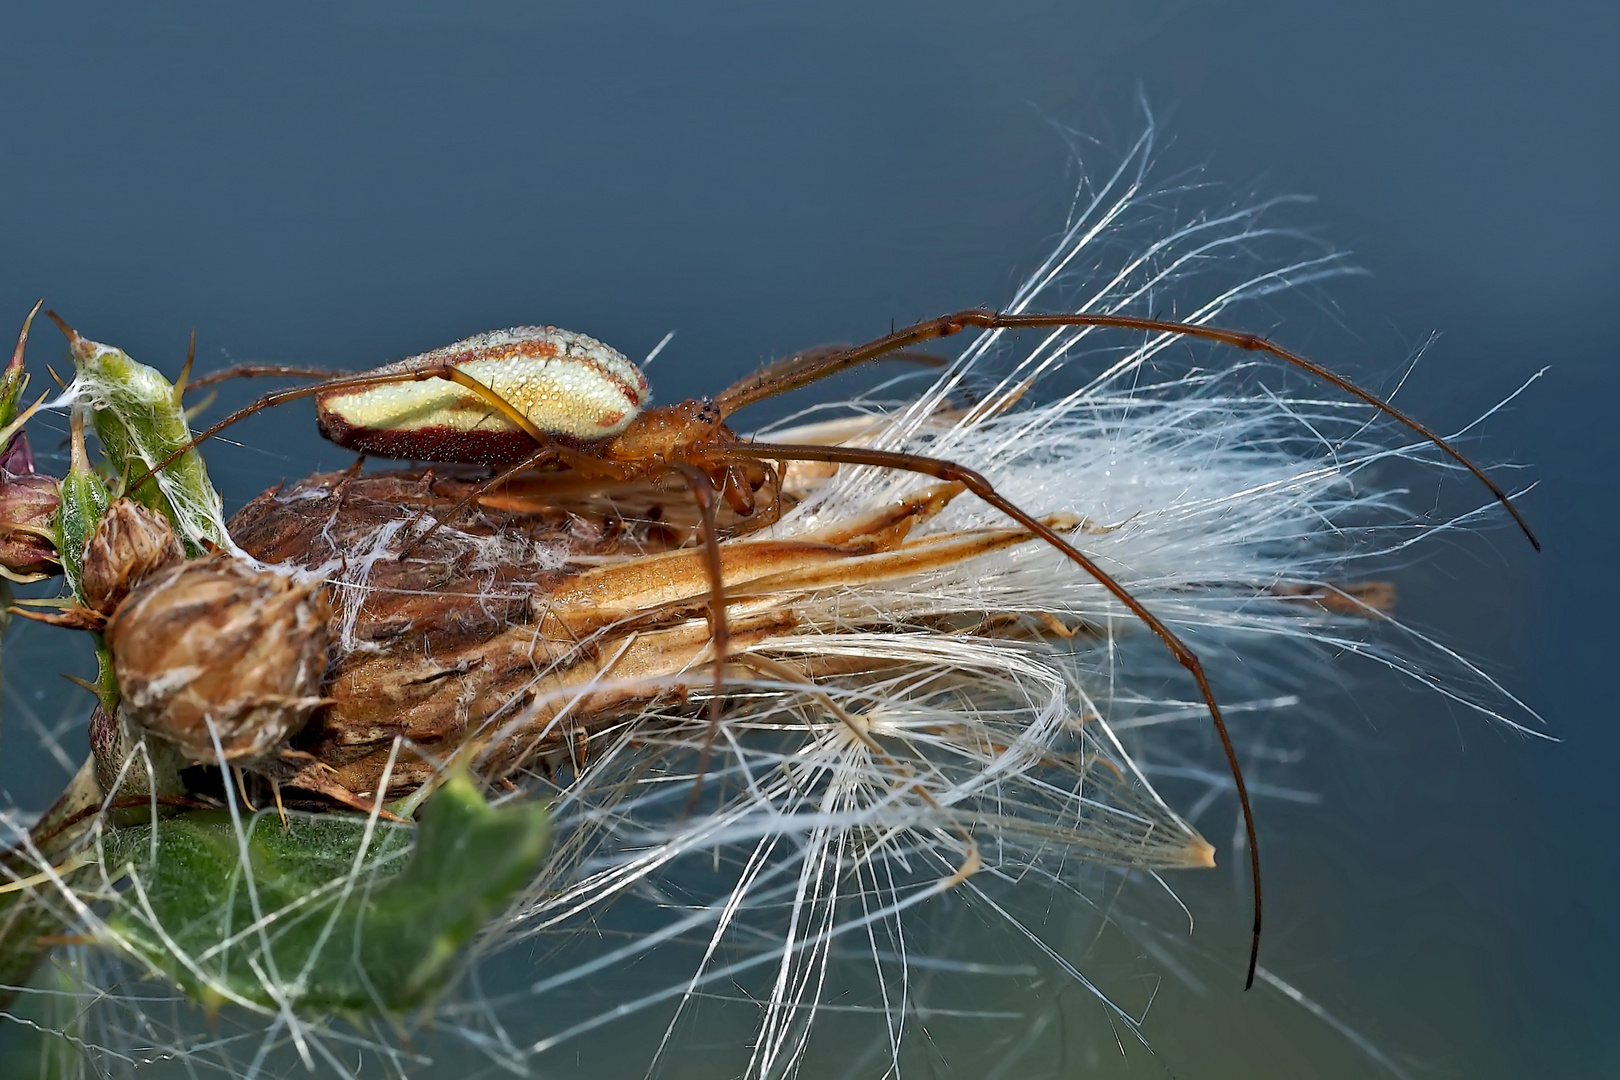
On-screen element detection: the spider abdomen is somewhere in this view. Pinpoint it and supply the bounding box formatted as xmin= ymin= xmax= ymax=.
xmin=316 ymin=326 xmax=648 ymax=464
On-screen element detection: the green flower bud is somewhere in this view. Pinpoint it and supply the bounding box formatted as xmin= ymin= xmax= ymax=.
xmin=55 ymin=409 xmax=110 ymax=603
xmin=48 ymin=312 xmax=226 ymax=554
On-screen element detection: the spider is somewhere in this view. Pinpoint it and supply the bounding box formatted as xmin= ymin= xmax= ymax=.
xmin=129 ymin=308 xmax=1538 ymax=990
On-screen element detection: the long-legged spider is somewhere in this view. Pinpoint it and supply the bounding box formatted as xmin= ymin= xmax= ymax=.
xmin=129 ymin=309 xmax=1538 ymax=989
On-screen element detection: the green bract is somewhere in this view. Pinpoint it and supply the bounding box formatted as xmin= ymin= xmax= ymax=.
xmin=0 ymin=314 xmax=29 ymax=431
xmin=59 ymin=323 xmax=226 ymax=553
xmin=53 ymin=412 xmax=109 ymax=605
xmin=103 ymin=774 xmax=549 ymax=1013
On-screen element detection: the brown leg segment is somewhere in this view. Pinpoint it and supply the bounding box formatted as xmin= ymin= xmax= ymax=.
xmin=184 ymin=364 xmax=350 ymax=393
xmin=677 ymin=463 xmax=730 ymax=813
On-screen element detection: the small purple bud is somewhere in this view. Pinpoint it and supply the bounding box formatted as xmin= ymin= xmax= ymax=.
xmin=0 ymin=430 xmax=36 ymax=479
xmin=0 ymin=472 xmax=61 ymax=577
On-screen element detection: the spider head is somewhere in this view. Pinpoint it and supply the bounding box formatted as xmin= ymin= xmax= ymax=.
xmin=607 ymin=397 xmax=731 ymax=463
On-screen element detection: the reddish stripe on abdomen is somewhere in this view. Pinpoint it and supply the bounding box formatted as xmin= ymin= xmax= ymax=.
xmin=318 ymin=409 xmax=545 ymax=466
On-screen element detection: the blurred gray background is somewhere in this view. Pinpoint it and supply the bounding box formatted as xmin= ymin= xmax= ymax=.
xmin=0 ymin=1 xmax=1612 ymax=1076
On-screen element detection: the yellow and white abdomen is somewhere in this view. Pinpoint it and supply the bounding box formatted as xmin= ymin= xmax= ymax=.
xmin=316 ymin=326 xmax=648 ymax=464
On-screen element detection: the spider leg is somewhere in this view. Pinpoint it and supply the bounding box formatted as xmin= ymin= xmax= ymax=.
xmin=132 ymin=363 xmax=554 ymax=491
xmin=129 ymin=372 xmax=418 ymax=490
xmin=717 ymin=343 xmax=949 ymax=403
xmin=715 ymin=308 xmax=1538 ymax=551
xmin=184 ymin=364 xmax=349 ymax=394
xmin=677 ymin=463 xmax=730 ymax=814
xmin=734 ymin=458 xmax=786 ymax=537
xmin=724 ymin=438 xmax=1265 ymax=989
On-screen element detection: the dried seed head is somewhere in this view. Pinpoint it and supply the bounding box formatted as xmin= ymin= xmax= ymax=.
xmin=106 ymin=554 xmax=332 ymax=760
xmin=80 ymin=497 xmax=184 ymax=615
xmin=0 ymin=472 xmax=61 ymax=577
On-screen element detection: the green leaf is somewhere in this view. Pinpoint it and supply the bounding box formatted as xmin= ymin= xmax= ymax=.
xmin=103 ymin=774 xmax=548 ymax=1013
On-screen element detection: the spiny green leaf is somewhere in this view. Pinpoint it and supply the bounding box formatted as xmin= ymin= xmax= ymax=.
xmin=103 ymin=774 xmax=548 ymax=1013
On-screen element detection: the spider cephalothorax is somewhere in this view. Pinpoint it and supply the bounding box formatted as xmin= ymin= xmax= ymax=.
xmin=595 ymin=397 xmax=766 ymax=514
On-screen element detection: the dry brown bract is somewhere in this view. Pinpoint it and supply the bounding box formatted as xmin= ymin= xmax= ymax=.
xmin=80 ymin=497 xmax=185 ymax=615
xmin=209 ymin=465 xmax=1080 ymax=802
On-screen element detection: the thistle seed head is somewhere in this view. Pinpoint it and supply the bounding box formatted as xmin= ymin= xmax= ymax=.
xmin=80 ymin=497 xmax=184 ymax=615
xmin=106 ymin=554 xmax=332 ymax=760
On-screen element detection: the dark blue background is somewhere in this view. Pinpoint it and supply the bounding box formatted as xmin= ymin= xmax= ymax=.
xmin=0 ymin=2 xmax=1612 ymax=1075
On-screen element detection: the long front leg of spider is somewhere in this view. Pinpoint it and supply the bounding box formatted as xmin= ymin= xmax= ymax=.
xmin=717 ymin=309 xmax=1539 ymax=552
xmin=130 ymin=360 xmax=558 ymax=492
xmin=677 ymin=463 xmax=730 ymax=813
xmin=183 ymin=364 xmax=349 ymax=393
xmin=726 ymin=439 xmax=1266 ymax=989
